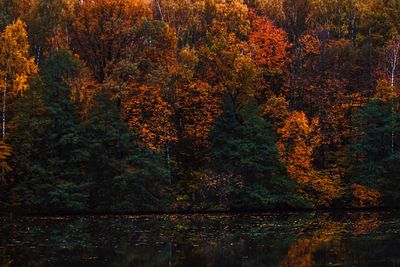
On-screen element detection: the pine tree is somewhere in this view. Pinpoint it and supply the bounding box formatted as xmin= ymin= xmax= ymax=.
xmin=350 ymin=99 xmax=400 ymax=205
xmin=209 ymin=101 xmax=306 ymax=209
xmin=82 ymin=93 xmax=170 ymax=212
xmin=10 ymin=50 xmax=88 ymax=212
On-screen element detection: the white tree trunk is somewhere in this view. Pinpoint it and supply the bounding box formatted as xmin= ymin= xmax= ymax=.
xmin=2 ymin=79 xmax=6 ymax=141
xmin=389 ymin=38 xmax=400 ymax=153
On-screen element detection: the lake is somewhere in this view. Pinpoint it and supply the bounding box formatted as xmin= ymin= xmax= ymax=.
xmin=1 ymin=211 xmax=400 ymax=266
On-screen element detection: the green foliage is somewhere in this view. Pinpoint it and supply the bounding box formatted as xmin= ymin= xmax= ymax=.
xmin=81 ymin=93 xmax=171 ymax=212
xmin=0 ymin=0 xmax=10 ymax=31
xmin=9 ymin=51 xmax=87 ymax=212
xmin=209 ymin=101 xmax=306 ymax=209
xmin=8 ymin=51 xmax=171 ymax=213
xmin=6 ymin=0 xmax=400 ymax=213
xmin=350 ymin=100 xmax=400 ymax=204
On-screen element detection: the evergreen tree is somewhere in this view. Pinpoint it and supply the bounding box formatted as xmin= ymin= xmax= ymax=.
xmin=9 ymin=50 xmax=88 ymax=212
xmin=209 ymin=101 xmax=306 ymax=209
xmin=350 ymin=99 xmax=400 ymax=205
xmin=81 ymin=93 xmax=170 ymax=212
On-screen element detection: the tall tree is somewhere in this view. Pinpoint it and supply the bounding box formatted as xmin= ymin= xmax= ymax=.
xmin=70 ymin=0 xmax=150 ymax=82
xmin=82 ymin=93 xmax=170 ymax=212
xmin=277 ymin=110 xmax=343 ymax=206
xmin=124 ymin=84 xmax=177 ymax=151
xmin=209 ymin=102 xmax=305 ymax=209
xmin=0 ymin=19 xmax=37 ymax=141
xmin=249 ymin=13 xmax=290 ymax=75
xmin=350 ymin=98 xmax=400 ymax=206
xmin=9 ymin=51 xmax=88 ymax=212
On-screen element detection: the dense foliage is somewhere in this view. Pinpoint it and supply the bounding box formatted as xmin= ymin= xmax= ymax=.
xmin=1 ymin=0 xmax=400 ymax=213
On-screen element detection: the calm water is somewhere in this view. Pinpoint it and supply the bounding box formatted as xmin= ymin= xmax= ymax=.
xmin=1 ymin=211 xmax=400 ymax=266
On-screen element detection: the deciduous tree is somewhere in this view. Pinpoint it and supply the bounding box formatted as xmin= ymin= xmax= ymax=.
xmin=124 ymin=84 xmax=177 ymax=151
xmin=0 ymin=19 xmax=37 ymax=140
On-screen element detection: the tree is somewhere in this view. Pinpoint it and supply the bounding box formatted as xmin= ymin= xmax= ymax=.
xmin=81 ymin=93 xmax=170 ymax=212
xmin=171 ymin=80 xmax=223 ymax=188
xmin=0 ymin=19 xmax=37 ymax=140
xmin=124 ymin=84 xmax=177 ymax=151
xmin=23 ymin=0 xmax=68 ymax=65
xmin=70 ymin=0 xmax=150 ymax=82
xmin=249 ymin=13 xmax=290 ymax=75
xmin=209 ymin=102 xmax=305 ymax=209
xmin=214 ymin=0 xmax=250 ymax=40
xmin=150 ymin=0 xmax=207 ymax=46
xmin=277 ymin=111 xmax=320 ymax=185
xmin=200 ymin=23 xmax=261 ymax=115
xmin=377 ymin=36 xmax=400 ymax=153
xmin=175 ymin=80 xmax=222 ymax=147
xmin=350 ymin=99 xmax=400 ymax=205
xmin=282 ymin=0 xmax=311 ymax=44
xmin=277 ymin=111 xmax=343 ymax=206
xmin=132 ymin=19 xmax=178 ymax=88
xmin=9 ymin=51 xmax=89 ymax=212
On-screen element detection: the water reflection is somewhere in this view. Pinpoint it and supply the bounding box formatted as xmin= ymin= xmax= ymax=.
xmin=0 ymin=212 xmax=399 ymax=266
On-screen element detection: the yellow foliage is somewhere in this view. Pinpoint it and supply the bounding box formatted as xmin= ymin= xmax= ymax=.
xmin=374 ymin=79 xmax=399 ymax=103
xmin=278 ymin=111 xmax=343 ymax=205
xmin=0 ymin=19 xmax=37 ymax=95
xmin=277 ymin=111 xmax=320 ymax=185
xmin=261 ymin=95 xmax=289 ymax=127
xmin=215 ymin=0 xmax=250 ymax=38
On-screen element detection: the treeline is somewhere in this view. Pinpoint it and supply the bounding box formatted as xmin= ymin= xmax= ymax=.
xmin=1 ymin=0 xmax=400 ymax=213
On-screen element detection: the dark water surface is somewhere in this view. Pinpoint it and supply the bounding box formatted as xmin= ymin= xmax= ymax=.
xmin=1 ymin=211 xmax=400 ymax=266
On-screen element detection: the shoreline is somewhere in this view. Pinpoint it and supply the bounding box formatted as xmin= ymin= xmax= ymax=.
xmin=2 ymin=206 xmax=400 ymax=218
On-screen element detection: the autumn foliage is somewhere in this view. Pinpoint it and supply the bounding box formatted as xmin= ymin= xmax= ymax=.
xmin=2 ymin=0 xmax=400 ymax=212
xmin=249 ymin=12 xmax=290 ymax=73
xmin=175 ymin=81 xmax=222 ymax=146
xmin=277 ymin=111 xmax=320 ymax=185
xmin=124 ymin=84 xmax=176 ymax=150
xmin=352 ymin=184 xmax=381 ymax=208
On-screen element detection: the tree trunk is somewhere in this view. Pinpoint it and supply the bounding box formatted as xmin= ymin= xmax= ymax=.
xmin=2 ymin=79 xmax=6 ymax=141
xmin=1 ymin=79 xmax=6 ymax=183
xmin=166 ymin=143 xmax=172 ymax=185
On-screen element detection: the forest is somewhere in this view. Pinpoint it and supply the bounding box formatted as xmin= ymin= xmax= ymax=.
xmin=0 ymin=0 xmax=400 ymax=214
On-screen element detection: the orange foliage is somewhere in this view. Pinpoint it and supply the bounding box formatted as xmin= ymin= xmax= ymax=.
xmin=353 ymin=214 xmax=381 ymax=235
xmin=69 ymin=68 xmax=99 ymax=118
xmin=71 ymin=0 xmax=150 ymax=82
xmin=0 ymin=141 xmax=12 ymax=183
xmin=278 ymin=111 xmax=343 ymax=205
xmin=277 ymin=111 xmax=320 ymax=185
xmin=352 ymin=184 xmax=381 ymax=208
xmin=299 ymin=34 xmax=320 ymax=57
xmin=124 ymin=85 xmax=177 ymax=150
xmin=249 ymin=13 xmax=290 ymax=73
xmin=281 ymin=216 xmax=344 ymax=267
xmin=175 ymin=81 xmax=222 ymax=146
